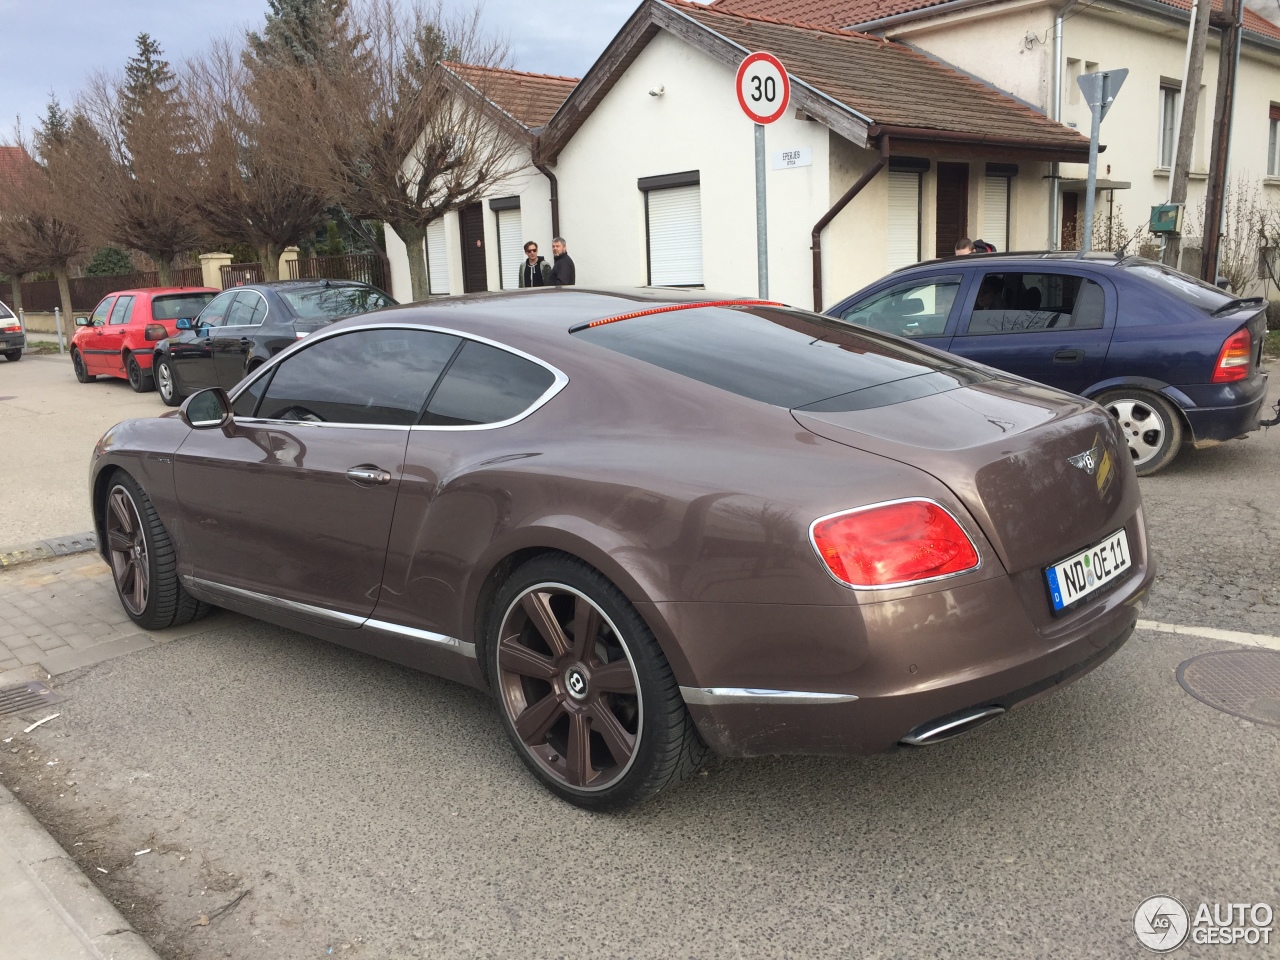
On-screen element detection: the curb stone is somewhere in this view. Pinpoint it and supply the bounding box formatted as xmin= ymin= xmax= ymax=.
xmin=0 ymin=533 xmax=98 ymax=570
xmin=0 ymin=783 xmax=163 ymax=960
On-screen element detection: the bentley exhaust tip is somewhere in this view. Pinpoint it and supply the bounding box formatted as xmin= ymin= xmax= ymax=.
xmin=900 ymin=706 xmax=1006 ymax=746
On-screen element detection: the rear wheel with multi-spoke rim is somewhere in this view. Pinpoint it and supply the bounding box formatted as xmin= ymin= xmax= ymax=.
xmin=102 ymin=472 xmax=211 ymax=630
xmin=1095 ymin=389 xmax=1183 ymax=476
xmin=488 ymin=555 xmax=705 ymax=810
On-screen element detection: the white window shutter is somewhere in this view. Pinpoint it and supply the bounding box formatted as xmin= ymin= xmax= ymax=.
xmin=982 ymin=176 xmax=1010 ymax=252
xmin=427 ymin=220 xmax=449 ymax=295
xmin=886 ymin=171 xmax=921 ymax=271
xmin=647 ymin=185 xmax=703 ymax=286
xmin=497 ymin=208 xmax=523 ymax=290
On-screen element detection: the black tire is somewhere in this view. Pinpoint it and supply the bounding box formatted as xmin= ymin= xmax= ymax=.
xmin=126 ymin=353 xmax=153 ymax=392
xmin=487 ymin=553 xmax=706 ymax=810
xmin=102 ymin=471 xmax=212 ymax=630
xmin=72 ymin=349 xmax=96 ymax=382
xmin=3 ymin=349 xmax=20 ymax=362
xmin=155 ymin=356 xmax=181 ymax=406
xmin=1095 ymin=389 xmax=1184 ymax=476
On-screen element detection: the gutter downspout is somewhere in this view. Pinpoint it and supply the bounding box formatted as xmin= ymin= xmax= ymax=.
xmin=1049 ymin=2 xmax=1080 ymax=250
xmin=534 ymin=163 xmax=560 ymax=239
xmin=812 ymin=136 xmax=890 ymax=312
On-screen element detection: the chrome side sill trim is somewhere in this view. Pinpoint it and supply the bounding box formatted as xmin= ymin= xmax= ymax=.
xmin=185 ymin=577 xmax=365 ymax=627
xmin=363 ymin=619 xmax=477 ymax=659
xmin=679 ymin=686 xmax=859 ymax=706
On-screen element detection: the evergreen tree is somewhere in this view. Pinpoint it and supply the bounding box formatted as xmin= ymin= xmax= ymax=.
xmin=37 ymin=95 xmax=70 ymax=152
xmin=247 ymin=0 xmax=351 ymax=71
xmin=85 ymin=247 xmax=134 ymax=276
xmin=121 ymin=33 xmax=180 ymax=131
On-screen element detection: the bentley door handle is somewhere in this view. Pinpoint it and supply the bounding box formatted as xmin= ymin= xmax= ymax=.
xmin=346 ymin=465 xmax=392 ymax=486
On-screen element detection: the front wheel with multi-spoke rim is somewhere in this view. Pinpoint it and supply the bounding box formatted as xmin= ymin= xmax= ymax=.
xmin=102 ymin=472 xmax=211 ymax=630
xmin=155 ymin=356 xmax=181 ymax=406
xmin=488 ymin=555 xmax=706 ymax=810
xmin=1095 ymin=389 xmax=1183 ymax=476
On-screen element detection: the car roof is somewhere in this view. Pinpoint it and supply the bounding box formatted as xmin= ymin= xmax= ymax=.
xmin=103 ymin=287 xmax=219 ymax=298
xmin=886 ymin=251 xmax=1132 ymax=276
xmin=239 ymin=279 xmax=380 ymax=293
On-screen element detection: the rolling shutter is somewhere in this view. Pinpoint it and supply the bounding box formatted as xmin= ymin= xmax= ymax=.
xmin=982 ymin=176 xmax=1010 ymax=252
xmin=646 ymin=185 xmax=703 ymax=286
xmin=496 ymin=208 xmax=523 ymax=290
xmin=887 ymin=171 xmax=921 ymax=271
xmin=426 ymin=219 xmax=449 ymax=295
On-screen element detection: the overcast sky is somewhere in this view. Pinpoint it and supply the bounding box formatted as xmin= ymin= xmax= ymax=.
xmin=0 ymin=0 xmax=636 ymax=140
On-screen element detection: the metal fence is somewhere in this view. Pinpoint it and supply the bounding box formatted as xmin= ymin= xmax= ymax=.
xmin=288 ymin=254 xmax=389 ymax=292
xmin=0 ymin=267 xmax=206 ymax=314
xmin=219 ymin=263 xmax=265 ymax=288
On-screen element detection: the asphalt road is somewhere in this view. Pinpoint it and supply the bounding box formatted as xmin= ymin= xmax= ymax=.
xmin=0 ymin=362 xmax=1277 ymax=960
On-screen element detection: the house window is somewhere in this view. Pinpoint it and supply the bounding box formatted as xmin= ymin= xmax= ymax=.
xmin=887 ymin=163 xmax=924 ymax=271
xmin=490 ymin=197 xmax=522 ymax=290
xmin=1159 ymin=82 xmax=1181 ymax=169
xmin=426 ymin=219 xmax=449 ymax=295
xmin=1269 ymin=104 xmax=1280 ymax=177
xmin=640 ymin=171 xmax=702 ymax=287
xmin=982 ymin=165 xmax=1016 ymax=252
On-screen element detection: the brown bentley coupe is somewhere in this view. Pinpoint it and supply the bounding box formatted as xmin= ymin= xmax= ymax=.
xmin=91 ymin=288 xmax=1153 ymax=809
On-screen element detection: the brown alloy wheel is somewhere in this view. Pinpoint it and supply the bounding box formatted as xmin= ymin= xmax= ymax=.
xmin=106 ymin=485 xmax=150 ymax=616
xmin=496 ymin=582 xmax=642 ymax=791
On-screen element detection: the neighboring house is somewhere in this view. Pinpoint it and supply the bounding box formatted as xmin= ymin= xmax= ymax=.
xmin=714 ymin=0 xmax=1280 ymax=256
xmin=384 ymin=65 xmax=577 ymax=302
xmin=536 ymin=0 xmax=1089 ymax=307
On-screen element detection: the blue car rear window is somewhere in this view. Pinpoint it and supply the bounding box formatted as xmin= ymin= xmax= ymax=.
xmin=1122 ymin=260 xmax=1236 ymax=311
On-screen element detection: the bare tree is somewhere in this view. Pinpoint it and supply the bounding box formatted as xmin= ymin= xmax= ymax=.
xmin=69 ymin=34 xmax=203 ymax=284
xmin=188 ymin=39 xmax=331 ymax=280
xmin=0 ymin=103 xmax=90 ymax=321
xmin=281 ymin=0 xmax=523 ymax=300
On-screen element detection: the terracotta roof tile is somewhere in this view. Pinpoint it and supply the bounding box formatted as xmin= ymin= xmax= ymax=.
xmin=0 ymin=146 xmax=37 ymax=186
xmin=710 ymin=0 xmax=1280 ymax=39
xmin=672 ymin=1 xmax=1088 ymax=149
xmin=444 ymin=63 xmax=578 ymax=130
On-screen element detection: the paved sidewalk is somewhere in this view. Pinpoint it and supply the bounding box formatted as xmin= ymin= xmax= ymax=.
xmin=0 ymin=554 xmax=238 ymax=959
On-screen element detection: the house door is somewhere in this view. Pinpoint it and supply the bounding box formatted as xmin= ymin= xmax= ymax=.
xmin=1061 ymin=192 xmax=1080 ymax=250
xmin=934 ymin=162 xmax=969 ymax=257
xmin=459 ymin=203 xmax=488 ymax=293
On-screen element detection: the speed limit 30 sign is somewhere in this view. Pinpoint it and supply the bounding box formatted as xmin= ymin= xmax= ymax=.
xmin=735 ymin=52 xmax=790 ymax=125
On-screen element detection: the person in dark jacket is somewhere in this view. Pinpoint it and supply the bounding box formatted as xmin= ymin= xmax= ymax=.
xmin=549 ymin=237 xmax=576 ymax=286
xmin=518 ymin=241 xmax=551 ymax=287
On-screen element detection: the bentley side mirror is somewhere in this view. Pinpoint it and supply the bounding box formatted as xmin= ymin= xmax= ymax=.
xmin=74 ymin=316 xmax=90 ymax=326
xmin=180 ymin=388 xmax=233 ymax=431
xmin=175 ymin=317 xmax=193 ymax=330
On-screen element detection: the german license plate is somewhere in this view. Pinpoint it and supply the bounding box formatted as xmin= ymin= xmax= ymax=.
xmin=1045 ymin=529 xmax=1131 ymax=614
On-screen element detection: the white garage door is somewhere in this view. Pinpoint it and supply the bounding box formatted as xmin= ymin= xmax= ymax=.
xmin=887 ymin=171 xmax=921 ymax=271
xmin=982 ymin=176 xmax=1010 ymax=252
xmin=647 ymin=185 xmax=703 ymax=286
xmin=496 ymin=207 xmax=523 ymax=290
xmin=427 ymin=219 xmax=449 ymax=295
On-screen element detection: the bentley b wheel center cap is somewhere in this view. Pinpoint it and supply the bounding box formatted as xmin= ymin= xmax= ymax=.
xmin=564 ymin=665 xmax=590 ymax=701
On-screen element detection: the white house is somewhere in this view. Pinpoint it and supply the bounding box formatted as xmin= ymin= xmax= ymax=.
xmin=534 ymin=0 xmax=1090 ymax=309
xmin=384 ymin=64 xmax=577 ymax=303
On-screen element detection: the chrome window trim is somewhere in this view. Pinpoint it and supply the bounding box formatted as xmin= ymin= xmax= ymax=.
xmin=224 ymin=289 xmax=269 ymax=328
xmin=807 ymin=497 xmax=983 ymax=592
xmin=227 ymin=321 xmax=568 ymax=432
xmin=364 ymin=618 xmax=476 ymax=658
xmin=680 ymin=687 xmax=859 ymax=705
xmin=184 ymin=576 xmax=475 ymax=658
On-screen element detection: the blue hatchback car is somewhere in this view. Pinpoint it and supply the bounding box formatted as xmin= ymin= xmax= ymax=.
xmin=827 ymin=253 xmax=1272 ymax=474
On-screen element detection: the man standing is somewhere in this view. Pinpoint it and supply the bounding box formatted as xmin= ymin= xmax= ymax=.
xmin=954 ymin=238 xmax=974 ymax=256
xmin=549 ymin=237 xmax=576 ymax=286
xmin=518 ymin=241 xmax=550 ymax=287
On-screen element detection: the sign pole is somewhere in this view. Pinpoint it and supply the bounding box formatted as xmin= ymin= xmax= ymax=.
xmin=755 ymin=123 xmax=768 ymax=299
xmin=1075 ymin=67 xmax=1127 ymax=254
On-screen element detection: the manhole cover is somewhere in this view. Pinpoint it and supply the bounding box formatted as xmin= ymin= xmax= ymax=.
xmin=0 ymin=681 xmax=65 ymax=718
xmin=1177 ymin=650 xmax=1280 ymax=728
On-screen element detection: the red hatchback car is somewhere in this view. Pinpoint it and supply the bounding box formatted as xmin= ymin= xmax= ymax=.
xmin=72 ymin=287 xmax=219 ymax=391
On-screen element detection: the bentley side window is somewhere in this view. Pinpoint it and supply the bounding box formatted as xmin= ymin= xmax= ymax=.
xmin=419 ymin=340 xmax=557 ymax=427
xmin=255 ymin=328 xmax=460 ymax=426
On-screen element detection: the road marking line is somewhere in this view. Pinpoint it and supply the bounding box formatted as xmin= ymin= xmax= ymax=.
xmin=1137 ymin=619 xmax=1280 ymax=652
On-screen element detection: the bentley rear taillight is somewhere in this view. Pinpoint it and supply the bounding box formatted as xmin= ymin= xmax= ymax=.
xmin=811 ymin=499 xmax=979 ymax=588
xmin=1211 ymin=328 xmax=1251 ymax=383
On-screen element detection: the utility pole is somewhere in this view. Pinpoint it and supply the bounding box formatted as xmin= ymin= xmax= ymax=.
xmin=1201 ymin=0 xmax=1245 ymax=283
xmin=1162 ymin=0 xmax=1212 ymax=268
